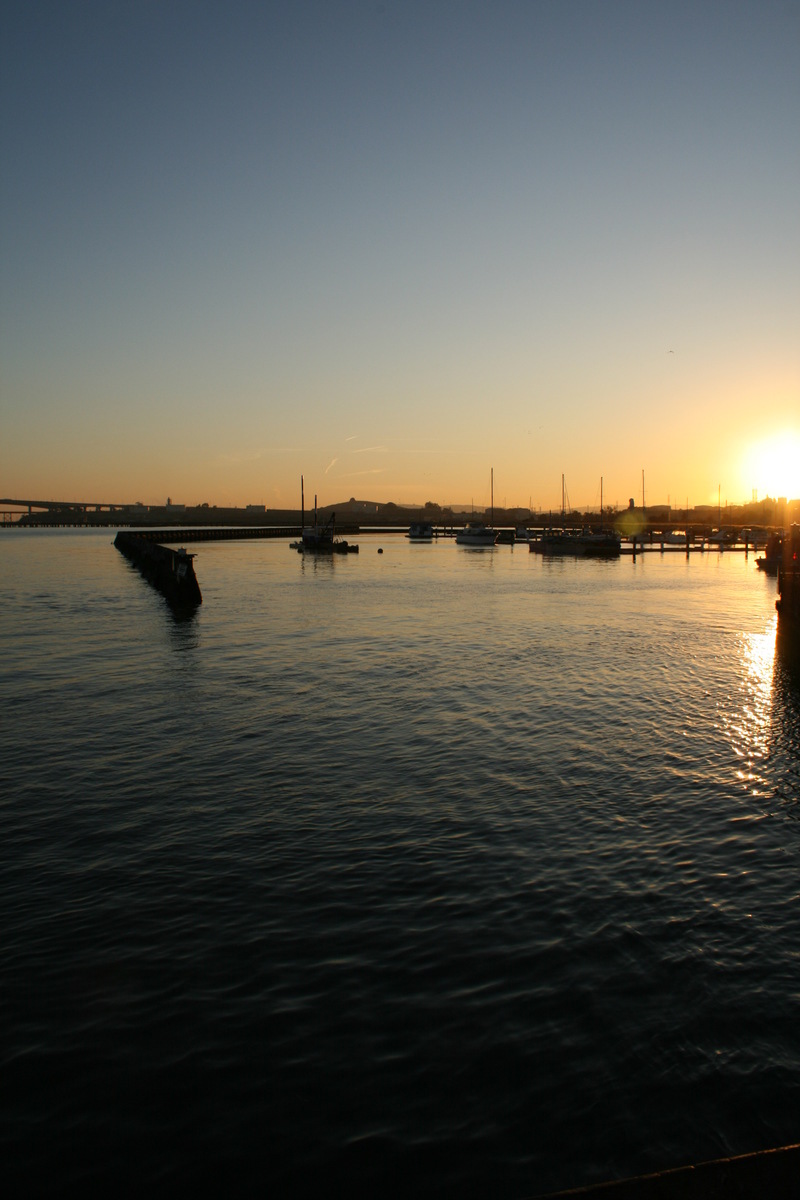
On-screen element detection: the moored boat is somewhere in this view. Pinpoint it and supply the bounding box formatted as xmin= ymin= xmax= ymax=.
xmin=757 ymin=532 xmax=782 ymax=575
xmin=291 ymin=514 xmax=358 ymax=554
xmin=776 ymin=525 xmax=800 ymax=623
xmin=407 ymin=521 xmax=434 ymax=541
xmin=291 ymin=477 xmax=358 ymax=554
xmin=456 ymin=521 xmax=498 ymax=547
xmin=457 ymin=468 xmax=498 ymax=547
xmin=533 ymin=526 xmax=620 ymax=558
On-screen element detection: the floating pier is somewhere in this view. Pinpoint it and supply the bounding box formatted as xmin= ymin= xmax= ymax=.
xmin=114 ymin=531 xmax=202 ymax=608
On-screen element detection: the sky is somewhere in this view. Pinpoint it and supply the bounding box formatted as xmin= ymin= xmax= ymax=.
xmin=1 ymin=0 xmax=798 ymax=513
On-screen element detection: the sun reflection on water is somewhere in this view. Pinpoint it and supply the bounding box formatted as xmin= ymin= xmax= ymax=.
xmin=730 ymin=616 xmax=777 ymax=798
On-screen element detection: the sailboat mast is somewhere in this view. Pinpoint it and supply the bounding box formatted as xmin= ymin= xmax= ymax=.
xmin=301 ymin=475 xmax=304 ymax=530
xmin=491 ymin=467 xmax=494 ymax=528
xmin=600 ymin=476 xmax=603 ymax=524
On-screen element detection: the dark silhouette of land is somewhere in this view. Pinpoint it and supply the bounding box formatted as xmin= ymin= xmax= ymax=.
xmin=2 ymin=494 xmax=797 ymax=532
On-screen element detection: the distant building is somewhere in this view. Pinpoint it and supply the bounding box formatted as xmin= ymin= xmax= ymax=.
xmin=246 ymin=504 xmax=266 ymax=513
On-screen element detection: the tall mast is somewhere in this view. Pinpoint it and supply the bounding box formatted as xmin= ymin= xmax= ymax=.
xmin=491 ymin=467 xmax=494 ymax=528
xmin=301 ymin=475 xmax=304 ymax=530
xmin=600 ymin=476 xmax=603 ymax=524
xmin=562 ymin=473 xmax=565 ymax=521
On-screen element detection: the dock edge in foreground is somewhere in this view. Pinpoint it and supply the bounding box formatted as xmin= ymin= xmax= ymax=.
xmin=536 ymin=1142 xmax=800 ymax=1199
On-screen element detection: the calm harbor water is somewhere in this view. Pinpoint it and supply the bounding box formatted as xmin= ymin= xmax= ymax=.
xmin=2 ymin=529 xmax=799 ymax=1196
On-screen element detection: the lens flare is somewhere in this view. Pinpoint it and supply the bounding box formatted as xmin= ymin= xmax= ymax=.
xmin=744 ymin=430 xmax=800 ymax=501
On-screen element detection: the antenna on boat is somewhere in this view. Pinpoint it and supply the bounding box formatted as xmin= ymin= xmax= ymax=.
xmin=301 ymin=475 xmax=304 ymax=531
xmin=491 ymin=467 xmax=494 ymax=529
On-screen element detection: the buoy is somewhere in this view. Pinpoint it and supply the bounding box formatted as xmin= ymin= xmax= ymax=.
xmin=378 ymin=548 xmax=383 ymax=554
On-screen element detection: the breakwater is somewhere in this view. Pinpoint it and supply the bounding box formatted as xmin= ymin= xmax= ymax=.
xmin=125 ymin=526 xmax=303 ymax=542
xmin=114 ymin=531 xmax=202 ymax=607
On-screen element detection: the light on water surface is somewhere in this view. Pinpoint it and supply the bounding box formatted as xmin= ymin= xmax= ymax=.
xmin=730 ymin=615 xmax=777 ymax=800
xmin=2 ymin=532 xmax=800 ymax=1197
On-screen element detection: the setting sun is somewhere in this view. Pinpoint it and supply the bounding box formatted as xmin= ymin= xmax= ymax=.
xmin=742 ymin=430 xmax=800 ymax=502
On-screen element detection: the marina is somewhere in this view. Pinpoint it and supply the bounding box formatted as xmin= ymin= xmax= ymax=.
xmin=101 ymin=517 xmax=800 ymax=634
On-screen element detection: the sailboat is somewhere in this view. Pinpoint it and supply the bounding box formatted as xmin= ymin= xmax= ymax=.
xmin=572 ymin=476 xmax=621 ymax=556
xmin=456 ymin=469 xmax=498 ymax=547
xmin=532 ymin=475 xmax=620 ymax=557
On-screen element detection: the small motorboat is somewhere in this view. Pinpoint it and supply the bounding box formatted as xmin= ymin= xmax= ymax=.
xmin=456 ymin=522 xmax=498 ymax=548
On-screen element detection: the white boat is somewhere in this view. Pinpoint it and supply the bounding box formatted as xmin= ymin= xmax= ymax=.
xmin=457 ymin=469 xmax=498 ymax=547
xmin=658 ymin=530 xmax=687 ymax=545
xmin=456 ymin=521 xmax=498 ymax=547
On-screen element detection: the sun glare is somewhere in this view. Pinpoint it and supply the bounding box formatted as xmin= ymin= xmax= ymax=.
xmin=743 ymin=430 xmax=800 ymax=502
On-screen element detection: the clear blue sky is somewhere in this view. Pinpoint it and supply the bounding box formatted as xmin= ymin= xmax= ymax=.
xmin=2 ymin=0 xmax=798 ymax=511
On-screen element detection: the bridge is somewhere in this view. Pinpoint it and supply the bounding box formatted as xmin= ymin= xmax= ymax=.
xmin=0 ymin=497 xmax=156 ymax=524
xmin=1 ymin=497 xmax=134 ymax=512
xmin=0 ymin=496 xmax=139 ymax=520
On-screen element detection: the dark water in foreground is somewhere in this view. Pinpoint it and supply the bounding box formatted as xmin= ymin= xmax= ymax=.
xmin=2 ymin=530 xmax=799 ymax=1195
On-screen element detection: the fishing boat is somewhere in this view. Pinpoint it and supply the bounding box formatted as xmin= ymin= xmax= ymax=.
xmin=291 ymin=515 xmax=358 ymax=554
xmin=290 ymin=478 xmax=359 ymax=554
xmin=407 ymin=521 xmax=434 ymax=541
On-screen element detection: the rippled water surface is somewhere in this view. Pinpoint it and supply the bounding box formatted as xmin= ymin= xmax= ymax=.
xmin=2 ymin=530 xmax=799 ymax=1195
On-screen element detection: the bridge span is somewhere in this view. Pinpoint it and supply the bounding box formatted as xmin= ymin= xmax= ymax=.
xmin=1 ymin=497 xmax=136 ymax=515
